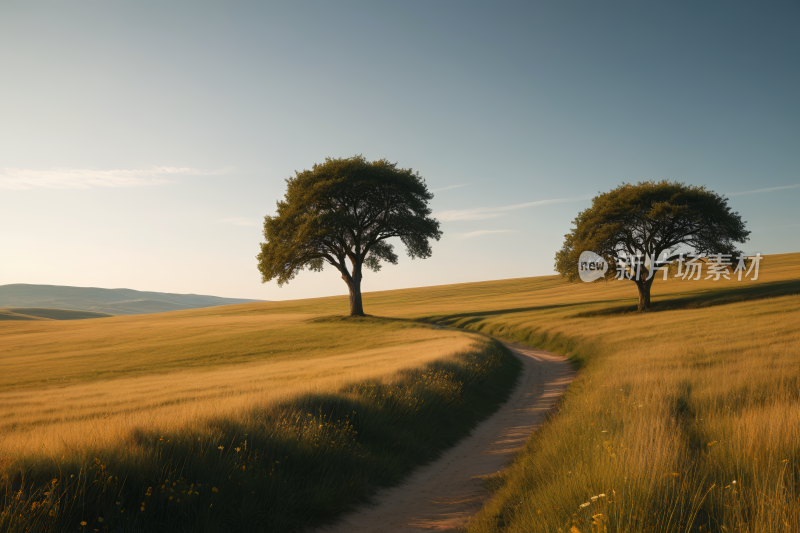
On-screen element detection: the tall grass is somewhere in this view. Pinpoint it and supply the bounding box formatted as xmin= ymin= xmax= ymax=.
xmin=432 ymin=280 xmax=800 ymax=532
xmin=0 ymin=314 xmax=473 ymax=455
xmin=0 ymin=334 xmax=519 ymax=532
xmin=3 ymin=253 xmax=798 ymax=533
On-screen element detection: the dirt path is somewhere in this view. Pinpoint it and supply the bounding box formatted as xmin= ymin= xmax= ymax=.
xmin=318 ymin=341 xmax=576 ymax=532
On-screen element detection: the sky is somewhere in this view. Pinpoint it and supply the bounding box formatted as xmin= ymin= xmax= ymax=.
xmin=1 ymin=1 xmax=798 ymax=300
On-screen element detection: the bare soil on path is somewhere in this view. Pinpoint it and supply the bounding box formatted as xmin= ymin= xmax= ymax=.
xmin=318 ymin=341 xmax=576 ymax=533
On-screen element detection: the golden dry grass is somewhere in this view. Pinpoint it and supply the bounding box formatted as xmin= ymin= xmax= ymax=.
xmin=197 ymin=253 xmax=797 ymax=321
xmin=1 ymin=252 xmax=797 ymax=533
xmin=0 ymin=313 xmax=474 ymax=457
xmin=418 ymin=253 xmax=800 ymax=533
xmin=0 ymin=307 xmax=517 ymax=532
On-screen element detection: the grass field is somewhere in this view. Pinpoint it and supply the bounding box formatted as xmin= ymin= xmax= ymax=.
xmin=0 ymin=312 xmax=475 ymax=454
xmin=2 ymin=253 xmax=798 ymax=532
xmin=257 ymin=252 xmax=798 ymax=533
xmin=420 ymin=253 xmax=799 ymax=533
xmin=0 ymin=305 xmax=519 ymax=531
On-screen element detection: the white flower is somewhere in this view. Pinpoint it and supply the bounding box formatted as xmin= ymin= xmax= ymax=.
xmin=598 ymin=493 xmax=606 ymax=498
xmin=580 ymin=502 xmax=591 ymax=509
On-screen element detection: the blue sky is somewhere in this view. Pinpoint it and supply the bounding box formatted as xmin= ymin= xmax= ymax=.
xmin=1 ymin=2 xmax=797 ymax=300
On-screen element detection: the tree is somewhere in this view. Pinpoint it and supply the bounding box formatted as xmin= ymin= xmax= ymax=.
xmin=554 ymin=181 xmax=750 ymax=311
xmin=257 ymin=155 xmax=442 ymax=316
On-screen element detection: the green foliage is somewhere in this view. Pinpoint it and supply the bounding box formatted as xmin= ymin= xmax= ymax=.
xmin=257 ymin=155 xmax=441 ymax=314
xmin=0 ymin=337 xmax=519 ymax=533
xmin=555 ymin=181 xmax=750 ymax=283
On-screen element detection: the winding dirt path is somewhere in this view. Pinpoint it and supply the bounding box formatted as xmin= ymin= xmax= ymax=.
xmin=318 ymin=341 xmax=576 ymax=532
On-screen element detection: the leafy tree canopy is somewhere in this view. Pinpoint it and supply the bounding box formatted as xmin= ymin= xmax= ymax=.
xmin=555 ymin=180 xmax=750 ymax=310
xmin=257 ymin=155 xmax=441 ymax=315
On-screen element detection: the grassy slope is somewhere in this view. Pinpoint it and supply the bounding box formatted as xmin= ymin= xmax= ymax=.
xmin=0 ymin=306 xmax=519 ymax=531
xmin=223 ymin=252 xmax=796 ymax=532
xmin=0 ymin=308 xmax=113 ymax=321
xmin=207 ymin=253 xmax=799 ymax=321
xmin=0 ymin=309 xmax=48 ymax=321
xmin=415 ymin=254 xmax=799 ymax=533
xmin=2 ymin=253 xmax=798 ymax=532
xmin=0 ymin=311 xmax=479 ymax=454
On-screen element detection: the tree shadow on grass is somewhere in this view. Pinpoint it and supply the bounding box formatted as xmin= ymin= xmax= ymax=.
xmin=307 ymin=315 xmax=435 ymax=330
xmin=307 ymin=278 xmax=800 ymax=324
xmin=572 ymin=278 xmax=800 ymax=318
xmin=418 ymin=301 xmax=624 ymax=327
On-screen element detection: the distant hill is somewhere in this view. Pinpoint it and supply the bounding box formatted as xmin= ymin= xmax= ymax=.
xmin=0 ymin=307 xmax=113 ymax=321
xmin=0 ymin=284 xmax=263 ymax=316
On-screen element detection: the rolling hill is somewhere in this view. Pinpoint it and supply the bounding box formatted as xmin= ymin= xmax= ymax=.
xmin=0 ymin=283 xmax=263 ymax=316
xmin=0 ymin=307 xmax=113 ymax=321
xmin=1 ymin=253 xmax=798 ymax=531
xmin=0 ymin=287 xmax=510 ymax=532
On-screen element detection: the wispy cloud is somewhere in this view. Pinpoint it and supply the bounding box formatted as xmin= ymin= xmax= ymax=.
xmin=459 ymin=229 xmax=518 ymax=239
xmin=437 ymin=195 xmax=591 ymax=221
xmin=727 ymin=183 xmax=800 ymax=196
xmin=217 ymin=217 xmax=260 ymax=227
xmin=0 ymin=167 xmax=216 ymax=190
xmin=431 ymin=184 xmax=468 ymax=193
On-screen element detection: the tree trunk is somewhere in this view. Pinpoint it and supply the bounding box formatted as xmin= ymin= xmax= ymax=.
xmin=636 ymin=279 xmax=653 ymax=311
xmin=343 ymin=265 xmax=365 ymax=316
xmin=347 ymin=280 xmax=365 ymax=316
